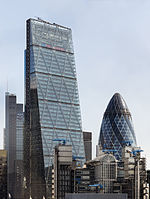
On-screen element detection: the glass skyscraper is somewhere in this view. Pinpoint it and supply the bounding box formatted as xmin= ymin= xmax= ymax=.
xmin=15 ymin=104 xmax=24 ymax=199
xmin=4 ymin=92 xmax=24 ymax=199
xmin=24 ymin=18 xmax=85 ymax=198
xmin=98 ymin=93 xmax=137 ymax=160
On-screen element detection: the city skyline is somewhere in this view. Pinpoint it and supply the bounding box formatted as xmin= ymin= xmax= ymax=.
xmin=1 ymin=0 xmax=150 ymax=168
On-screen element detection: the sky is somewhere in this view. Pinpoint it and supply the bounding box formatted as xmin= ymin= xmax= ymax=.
xmin=0 ymin=0 xmax=150 ymax=167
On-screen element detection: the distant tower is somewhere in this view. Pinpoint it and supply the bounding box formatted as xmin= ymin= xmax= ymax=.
xmin=4 ymin=93 xmax=16 ymax=198
xmin=4 ymin=92 xmax=24 ymax=199
xmin=83 ymin=132 xmax=92 ymax=161
xmin=98 ymin=93 xmax=137 ymax=160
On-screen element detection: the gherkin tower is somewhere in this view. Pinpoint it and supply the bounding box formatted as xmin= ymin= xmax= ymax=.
xmin=98 ymin=93 xmax=137 ymax=160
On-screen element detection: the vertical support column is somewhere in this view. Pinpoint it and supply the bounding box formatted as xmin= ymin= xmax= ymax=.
xmin=135 ymin=158 xmax=140 ymax=199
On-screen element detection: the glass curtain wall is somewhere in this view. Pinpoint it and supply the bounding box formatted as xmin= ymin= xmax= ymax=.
xmin=98 ymin=93 xmax=137 ymax=160
xmin=24 ymin=18 xmax=85 ymax=199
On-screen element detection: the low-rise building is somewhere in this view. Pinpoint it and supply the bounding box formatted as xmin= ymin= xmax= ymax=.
xmin=114 ymin=145 xmax=147 ymax=199
xmin=52 ymin=143 xmax=148 ymax=199
xmin=65 ymin=193 xmax=128 ymax=199
xmin=52 ymin=144 xmax=72 ymax=199
xmin=0 ymin=150 xmax=7 ymax=199
xmin=83 ymin=132 xmax=92 ymax=161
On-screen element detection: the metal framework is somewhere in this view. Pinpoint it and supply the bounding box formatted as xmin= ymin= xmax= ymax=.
xmin=24 ymin=18 xmax=85 ymax=199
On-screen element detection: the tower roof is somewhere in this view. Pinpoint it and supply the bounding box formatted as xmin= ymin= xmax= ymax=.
xmin=105 ymin=93 xmax=130 ymax=116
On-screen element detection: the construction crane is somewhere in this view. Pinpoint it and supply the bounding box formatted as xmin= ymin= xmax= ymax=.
xmin=72 ymin=156 xmax=84 ymax=168
xmin=89 ymin=184 xmax=103 ymax=193
xmin=53 ymin=138 xmax=67 ymax=145
xmin=89 ymin=184 xmax=103 ymax=189
xmin=72 ymin=156 xmax=84 ymax=160
xmin=125 ymin=147 xmax=143 ymax=157
xmin=122 ymin=140 xmax=133 ymax=146
xmin=102 ymin=149 xmax=117 ymax=153
xmin=131 ymin=149 xmax=143 ymax=157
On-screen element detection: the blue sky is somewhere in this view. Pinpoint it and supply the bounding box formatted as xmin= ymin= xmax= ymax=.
xmin=1 ymin=0 xmax=150 ymax=167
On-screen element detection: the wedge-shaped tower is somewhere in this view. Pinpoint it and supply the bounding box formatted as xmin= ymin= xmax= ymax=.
xmin=24 ymin=18 xmax=85 ymax=198
xmin=98 ymin=93 xmax=137 ymax=160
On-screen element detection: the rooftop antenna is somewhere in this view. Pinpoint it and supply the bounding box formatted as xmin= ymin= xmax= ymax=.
xmin=6 ymin=78 xmax=8 ymax=93
xmin=34 ymin=16 xmax=42 ymax=21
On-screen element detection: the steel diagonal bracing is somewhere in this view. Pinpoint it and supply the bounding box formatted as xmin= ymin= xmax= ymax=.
xmin=51 ymin=50 xmax=75 ymax=143
xmin=36 ymin=46 xmax=60 ymax=172
xmin=52 ymin=49 xmax=82 ymax=155
xmin=31 ymin=19 xmax=85 ymax=187
xmin=25 ymin=19 xmax=86 ymax=199
xmin=99 ymin=93 xmax=137 ymax=160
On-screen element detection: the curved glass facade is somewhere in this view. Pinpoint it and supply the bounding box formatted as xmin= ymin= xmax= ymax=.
xmin=98 ymin=93 xmax=137 ymax=160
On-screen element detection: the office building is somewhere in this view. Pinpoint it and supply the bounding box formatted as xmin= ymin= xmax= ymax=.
xmin=147 ymin=170 xmax=150 ymax=199
xmin=4 ymin=92 xmax=24 ymax=199
xmin=14 ymin=104 xmax=24 ymax=199
xmin=83 ymin=132 xmax=92 ymax=161
xmin=98 ymin=93 xmax=137 ymax=160
xmin=52 ymin=143 xmax=94 ymax=198
xmin=0 ymin=150 xmax=7 ymax=199
xmin=65 ymin=193 xmax=128 ymax=199
xmin=87 ymin=150 xmax=117 ymax=193
xmin=51 ymin=141 xmax=148 ymax=199
xmin=4 ymin=92 xmax=17 ymax=198
xmin=71 ymin=165 xmax=95 ymax=193
xmin=114 ymin=145 xmax=147 ymax=199
xmin=24 ymin=18 xmax=85 ymax=199
xmin=4 ymin=92 xmax=16 ymax=198
xmin=52 ymin=144 xmax=72 ymax=199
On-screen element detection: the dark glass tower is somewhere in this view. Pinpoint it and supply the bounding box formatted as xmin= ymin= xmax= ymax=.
xmin=24 ymin=18 xmax=85 ymax=198
xmin=14 ymin=104 xmax=24 ymax=199
xmin=4 ymin=92 xmax=24 ymax=199
xmin=83 ymin=131 xmax=92 ymax=161
xmin=98 ymin=93 xmax=137 ymax=160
